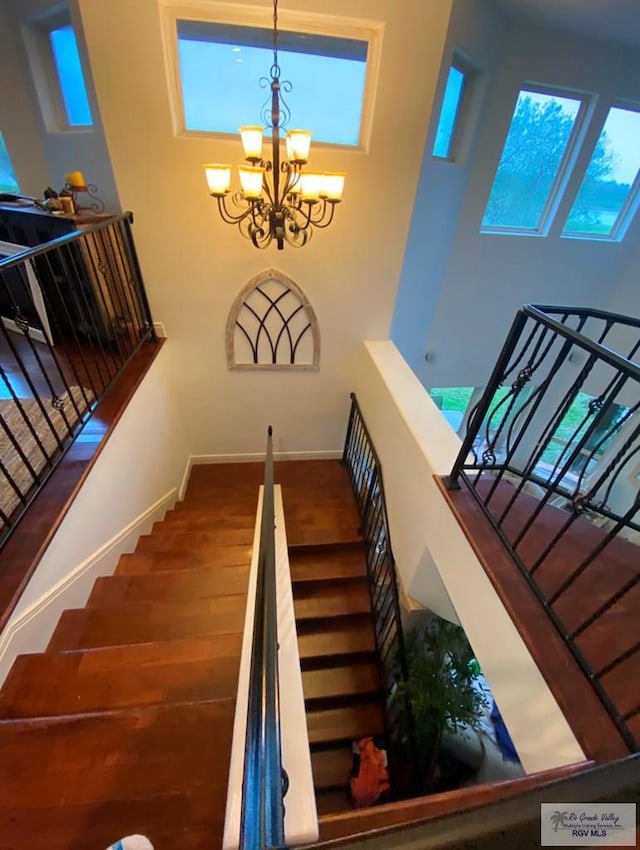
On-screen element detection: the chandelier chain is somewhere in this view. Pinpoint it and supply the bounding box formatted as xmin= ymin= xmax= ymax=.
xmin=271 ymin=0 xmax=280 ymax=80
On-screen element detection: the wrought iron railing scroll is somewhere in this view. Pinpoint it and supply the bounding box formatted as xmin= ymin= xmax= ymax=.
xmin=446 ymin=305 xmax=640 ymax=752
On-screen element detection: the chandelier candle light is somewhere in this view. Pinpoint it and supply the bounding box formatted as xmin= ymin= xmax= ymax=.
xmin=203 ymin=0 xmax=345 ymax=250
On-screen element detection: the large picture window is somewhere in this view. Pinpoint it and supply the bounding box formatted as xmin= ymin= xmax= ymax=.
xmin=176 ymin=20 xmax=368 ymax=146
xmin=161 ymin=3 xmax=383 ymax=150
xmin=481 ymin=88 xmax=586 ymax=233
xmin=563 ymin=104 xmax=640 ymax=240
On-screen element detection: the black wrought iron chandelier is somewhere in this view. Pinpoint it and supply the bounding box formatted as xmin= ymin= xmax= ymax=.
xmin=203 ymin=0 xmax=345 ymax=250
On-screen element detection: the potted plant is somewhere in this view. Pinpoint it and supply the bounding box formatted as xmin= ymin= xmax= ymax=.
xmin=392 ymin=615 xmax=487 ymax=795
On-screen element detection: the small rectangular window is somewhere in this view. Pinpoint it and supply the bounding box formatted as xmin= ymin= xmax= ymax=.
xmin=22 ymin=13 xmax=93 ymax=132
xmin=432 ymin=66 xmax=466 ymax=159
xmin=49 ymin=24 xmax=93 ymax=127
xmin=482 ymin=88 xmax=585 ymax=233
xmin=0 ymin=132 xmax=20 ymax=193
xmin=563 ymin=104 xmax=640 ymax=239
xmin=176 ymin=20 xmax=368 ymax=146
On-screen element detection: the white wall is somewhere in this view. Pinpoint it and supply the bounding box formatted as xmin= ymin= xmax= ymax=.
xmin=73 ymin=0 xmax=451 ymax=457
xmin=352 ymin=339 xmax=585 ymax=774
xmin=3 ymin=0 xmax=121 ymax=210
xmin=391 ymin=0 xmax=506 ymax=376
xmin=0 ymin=2 xmax=49 ymax=197
xmin=393 ymin=2 xmax=640 ymax=390
xmin=0 ymin=342 xmax=191 ymax=684
xmin=606 ymin=233 xmax=640 ymax=321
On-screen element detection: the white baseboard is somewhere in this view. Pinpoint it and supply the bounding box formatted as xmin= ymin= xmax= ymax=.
xmin=0 ymin=488 xmax=177 ymax=687
xmin=153 ymin=321 xmax=167 ymax=338
xmin=179 ymin=454 xmax=194 ymax=501
xmin=178 ymin=450 xmax=343 ymax=502
xmin=190 ymin=449 xmax=342 ymax=465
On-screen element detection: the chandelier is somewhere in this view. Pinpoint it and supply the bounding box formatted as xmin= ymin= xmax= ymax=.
xmin=203 ymin=0 xmax=345 ymax=250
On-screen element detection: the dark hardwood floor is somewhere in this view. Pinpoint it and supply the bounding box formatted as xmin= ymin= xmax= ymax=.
xmin=438 ymin=473 xmax=638 ymax=760
xmin=0 ymin=327 xmax=132 ymax=402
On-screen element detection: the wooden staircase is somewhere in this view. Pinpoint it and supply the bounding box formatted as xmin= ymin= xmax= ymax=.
xmin=293 ymin=544 xmax=385 ymax=815
xmin=0 ymin=460 xmax=385 ymax=849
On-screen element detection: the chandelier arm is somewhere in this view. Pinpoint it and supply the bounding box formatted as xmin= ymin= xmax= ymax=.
xmin=216 ymin=195 xmax=255 ymax=225
xmin=289 ymin=202 xmax=316 ymax=232
xmin=249 ymin=226 xmax=272 ymax=249
xmin=249 ymin=202 xmax=269 ymax=233
xmin=283 ymin=222 xmax=311 ymax=248
xmin=281 ymin=163 xmax=300 ymax=197
xmin=310 ymin=200 xmax=338 ymax=229
xmin=239 ymin=214 xmax=271 ymax=249
xmin=261 ymin=173 xmax=276 ymax=207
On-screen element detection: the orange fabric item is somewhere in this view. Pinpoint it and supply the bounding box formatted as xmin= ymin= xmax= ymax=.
xmin=350 ymin=737 xmax=390 ymax=808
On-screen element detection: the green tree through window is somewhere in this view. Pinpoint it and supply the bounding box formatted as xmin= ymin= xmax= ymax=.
xmin=564 ymin=105 xmax=640 ymax=237
xmin=482 ymin=90 xmax=614 ymax=231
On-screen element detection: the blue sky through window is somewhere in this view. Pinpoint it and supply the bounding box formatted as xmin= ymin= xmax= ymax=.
xmin=0 ymin=131 xmax=20 ymax=193
xmin=177 ymin=27 xmax=367 ymax=146
xmin=433 ymin=66 xmax=465 ymax=158
xmin=49 ymin=25 xmax=93 ymax=126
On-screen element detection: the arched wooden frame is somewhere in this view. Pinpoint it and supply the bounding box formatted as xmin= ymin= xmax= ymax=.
xmin=226 ymin=269 xmax=320 ymax=371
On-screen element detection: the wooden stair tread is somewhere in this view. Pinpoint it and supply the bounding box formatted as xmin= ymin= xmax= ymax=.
xmin=297 ymin=621 xmax=376 ymax=659
xmin=302 ymin=662 xmax=380 ymax=701
xmin=294 ymin=582 xmax=371 ymax=620
xmin=0 ymin=636 xmax=242 ymax=718
xmin=89 ymin=567 xmax=250 ymax=606
xmin=136 ymin=528 xmax=255 ymax=550
xmin=289 ymin=548 xmax=367 ymax=582
xmin=116 ymin=546 xmax=252 ymax=574
xmin=48 ymin=603 xmax=245 ymax=651
xmin=0 ymin=790 xmax=224 ymax=850
xmin=79 ymin=594 xmax=247 ymax=619
xmin=315 ymin=788 xmax=354 ymax=816
xmin=170 ymin=492 xmax=259 ymax=507
xmin=311 ymin=745 xmax=354 ymax=790
xmin=306 ymin=702 xmax=385 ymax=744
xmin=187 ymin=459 xmax=349 ymax=488
xmin=0 ymin=700 xmax=234 ymax=806
xmin=153 ymin=513 xmax=258 ymax=531
xmin=287 ymin=529 xmax=362 ymax=547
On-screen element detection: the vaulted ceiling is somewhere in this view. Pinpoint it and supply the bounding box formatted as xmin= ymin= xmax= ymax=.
xmin=495 ymin=0 xmax=640 ymax=50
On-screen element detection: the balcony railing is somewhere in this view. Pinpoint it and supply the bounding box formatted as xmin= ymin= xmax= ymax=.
xmin=0 ymin=212 xmax=155 ymax=547
xmin=446 ymin=305 xmax=640 ymax=752
xmin=343 ymin=392 xmax=418 ymax=796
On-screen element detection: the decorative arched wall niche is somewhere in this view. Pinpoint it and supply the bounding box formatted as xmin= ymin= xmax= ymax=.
xmin=226 ymin=269 xmax=320 ymax=370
